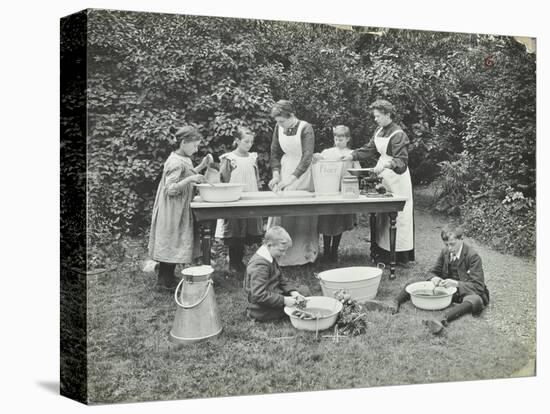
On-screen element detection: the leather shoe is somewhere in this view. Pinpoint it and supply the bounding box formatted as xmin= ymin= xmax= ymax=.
xmin=422 ymin=318 xmax=445 ymax=335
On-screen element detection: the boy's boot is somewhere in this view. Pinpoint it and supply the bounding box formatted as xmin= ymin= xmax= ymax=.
xmin=157 ymin=262 xmax=178 ymax=290
xmin=363 ymin=287 xmax=409 ymax=314
xmin=422 ymin=318 xmax=445 ymax=335
xmin=444 ymin=301 xmax=474 ymax=323
xmin=423 ymin=302 xmax=474 ymax=335
xmin=392 ymin=288 xmax=411 ymax=313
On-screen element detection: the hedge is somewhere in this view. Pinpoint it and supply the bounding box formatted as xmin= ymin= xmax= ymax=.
xmin=80 ymin=10 xmax=536 ymax=266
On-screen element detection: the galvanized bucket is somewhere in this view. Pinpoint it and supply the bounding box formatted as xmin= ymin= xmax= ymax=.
xmin=169 ymin=265 xmax=222 ymax=344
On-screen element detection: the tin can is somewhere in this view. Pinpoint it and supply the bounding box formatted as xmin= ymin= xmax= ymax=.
xmin=341 ymin=174 xmax=359 ymax=198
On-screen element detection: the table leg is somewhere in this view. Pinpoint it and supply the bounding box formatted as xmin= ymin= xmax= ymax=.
xmin=389 ymin=212 xmax=397 ymax=280
xmin=369 ymin=213 xmax=376 ymax=262
xmin=200 ymin=221 xmax=213 ymax=266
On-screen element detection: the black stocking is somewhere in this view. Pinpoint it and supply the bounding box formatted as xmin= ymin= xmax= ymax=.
xmin=395 ymin=288 xmax=411 ymax=306
xmin=323 ymin=235 xmax=332 ymax=256
xmin=228 ymin=239 xmax=245 ymax=269
xmin=331 ymin=234 xmax=342 ymax=256
xmin=158 ymin=262 xmax=176 ymax=282
xmin=443 ymin=301 xmax=474 ymax=325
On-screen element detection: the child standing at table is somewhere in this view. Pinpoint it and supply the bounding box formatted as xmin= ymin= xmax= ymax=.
xmin=148 ymin=126 xmax=211 ymax=290
xmin=215 ymin=126 xmax=264 ymax=275
xmin=314 ymin=125 xmax=361 ymax=261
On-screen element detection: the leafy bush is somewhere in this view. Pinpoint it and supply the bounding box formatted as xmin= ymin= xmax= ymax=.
xmin=461 ymin=194 xmax=535 ymax=257
xmin=460 ymin=37 xmax=536 ymax=199
xmin=81 ymin=10 xmax=536 ymax=265
xmin=432 ymin=155 xmax=475 ymax=215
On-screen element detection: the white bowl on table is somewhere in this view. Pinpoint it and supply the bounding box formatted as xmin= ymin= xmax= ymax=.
xmin=195 ymin=183 xmax=244 ymax=202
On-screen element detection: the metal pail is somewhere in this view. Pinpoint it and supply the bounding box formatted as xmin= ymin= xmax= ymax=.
xmin=169 ymin=265 xmax=222 ymax=344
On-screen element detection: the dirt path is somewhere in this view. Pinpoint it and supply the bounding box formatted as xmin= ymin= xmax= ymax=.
xmin=411 ymin=207 xmax=537 ymax=367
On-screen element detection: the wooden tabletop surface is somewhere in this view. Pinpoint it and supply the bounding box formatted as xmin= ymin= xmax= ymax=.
xmin=191 ymin=192 xmax=407 ymax=208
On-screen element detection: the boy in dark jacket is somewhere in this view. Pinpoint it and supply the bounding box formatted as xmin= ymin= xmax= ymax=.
xmin=366 ymin=224 xmax=490 ymax=334
xmin=244 ymin=226 xmax=309 ymax=321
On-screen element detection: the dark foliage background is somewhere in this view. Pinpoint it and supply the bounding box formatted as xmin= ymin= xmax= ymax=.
xmin=60 ymin=10 xmax=88 ymax=402
xmin=84 ymin=10 xmax=536 ymax=266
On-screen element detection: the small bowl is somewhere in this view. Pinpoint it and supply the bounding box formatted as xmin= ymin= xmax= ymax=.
xmin=284 ymin=296 xmax=343 ymax=331
xmin=195 ymin=183 xmax=244 ymax=202
xmin=405 ymin=281 xmax=457 ymax=310
xmin=347 ymin=168 xmax=374 ymax=177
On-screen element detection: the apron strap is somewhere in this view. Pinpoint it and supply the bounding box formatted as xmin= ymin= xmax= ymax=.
xmin=376 ymin=129 xmax=404 ymax=160
xmin=386 ymin=129 xmax=404 ymax=140
xmin=375 ymin=128 xmax=403 ymax=140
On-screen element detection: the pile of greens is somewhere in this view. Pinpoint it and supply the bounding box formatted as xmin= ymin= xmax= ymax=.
xmin=334 ymin=290 xmax=370 ymax=336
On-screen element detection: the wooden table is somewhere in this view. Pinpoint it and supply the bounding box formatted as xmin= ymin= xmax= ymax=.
xmin=191 ymin=193 xmax=407 ymax=279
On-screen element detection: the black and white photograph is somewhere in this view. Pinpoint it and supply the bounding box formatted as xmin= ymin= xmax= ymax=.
xmin=3 ymin=0 xmax=548 ymax=413
xmin=59 ymin=6 xmax=538 ymax=404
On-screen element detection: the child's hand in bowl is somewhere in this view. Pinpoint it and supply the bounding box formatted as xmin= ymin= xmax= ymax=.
xmin=439 ymin=279 xmax=458 ymax=288
xmin=293 ymin=295 xmax=308 ymax=309
xmin=188 ymin=174 xmax=206 ymax=184
xmin=430 ymin=276 xmax=443 ymax=287
xmin=283 ymin=296 xmax=298 ymax=307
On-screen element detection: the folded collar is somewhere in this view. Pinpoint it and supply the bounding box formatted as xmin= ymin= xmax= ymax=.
xmin=450 ymin=243 xmax=464 ymax=262
xmin=256 ymin=245 xmax=273 ymax=263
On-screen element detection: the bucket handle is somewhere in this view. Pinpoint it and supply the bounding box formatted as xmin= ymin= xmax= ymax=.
xmin=174 ymin=278 xmax=213 ymax=309
xmin=377 ymin=263 xmax=386 ymax=270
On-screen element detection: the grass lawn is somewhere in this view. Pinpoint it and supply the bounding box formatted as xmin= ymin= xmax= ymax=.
xmin=85 ymin=210 xmax=534 ymax=404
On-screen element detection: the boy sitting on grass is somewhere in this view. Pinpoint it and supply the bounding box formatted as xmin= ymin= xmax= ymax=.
xmin=366 ymin=224 xmax=490 ymax=334
xmin=244 ymin=226 xmax=310 ymax=322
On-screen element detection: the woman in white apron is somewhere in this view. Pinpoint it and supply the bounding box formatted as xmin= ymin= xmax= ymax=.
xmin=267 ymin=100 xmax=318 ymax=266
xmin=343 ymin=99 xmax=414 ymax=264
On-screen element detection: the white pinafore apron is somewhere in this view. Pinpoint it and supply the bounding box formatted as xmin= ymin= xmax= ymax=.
xmin=267 ymin=122 xmax=318 ymax=265
xmin=374 ymin=128 xmax=414 ymax=252
xmin=215 ymin=152 xmax=260 ymax=238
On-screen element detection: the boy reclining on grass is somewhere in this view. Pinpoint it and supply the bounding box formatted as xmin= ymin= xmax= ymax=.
xmin=244 ymin=226 xmax=310 ymax=322
xmin=366 ymin=224 xmax=490 ymax=334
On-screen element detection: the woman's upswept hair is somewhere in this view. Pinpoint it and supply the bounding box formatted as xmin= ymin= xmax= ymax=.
xmin=369 ymin=99 xmax=397 ymax=119
xmin=270 ymin=100 xmax=295 ymax=119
